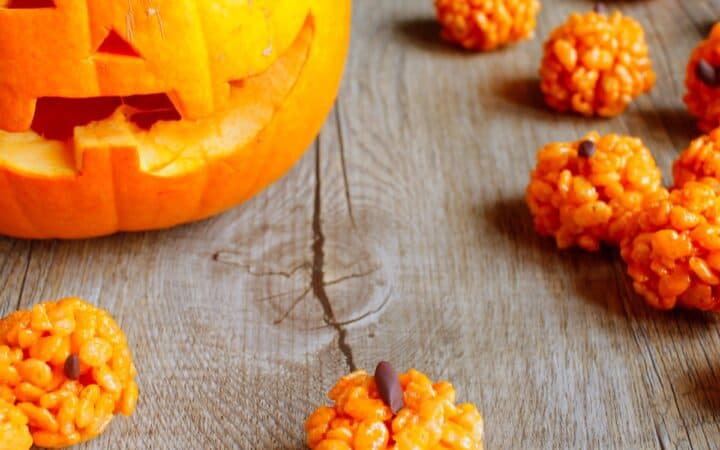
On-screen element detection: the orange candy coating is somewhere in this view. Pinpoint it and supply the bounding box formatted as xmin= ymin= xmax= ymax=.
xmin=0 ymin=298 xmax=138 ymax=448
xmin=620 ymin=179 xmax=720 ymax=311
xmin=673 ymin=128 xmax=720 ymax=188
xmin=0 ymin=399 xmax=33 ymax=450
xmin=540 ymin=9 xmax=655 ymax=117
xmin=435 ymin=0 xmax=541 ymax=51
xmin=305 ymin=368 xmax=484 ymax=450
xmin=527 ymin=132 xmax=663 ymax=251
xmin=685 ymin=24 xmax=720 ymax=132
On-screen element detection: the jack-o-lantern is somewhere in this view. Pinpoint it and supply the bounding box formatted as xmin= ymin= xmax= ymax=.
xmin=0 ymin=0 xmax=351 ymax=238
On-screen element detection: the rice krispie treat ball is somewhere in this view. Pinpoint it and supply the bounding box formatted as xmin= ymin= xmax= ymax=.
xmin=0 ymin=298 xmax=138 ymax=448
xmin=305 ymin=362 xmax=484 ymax=450
xmin=621 ymin=179 xmax=720 ymax=311
xmin=435 ymin=0 xmax=541 ymax=51
xmin=685 ymin=23 xmax=720 ymax=132
xmin=540 ymin=6 xmax=655 ymax=117
xmin=0 ymin=399 xmax=32 ymax=450
xmin=673 ymin=128 xmax=720 ymax=188
xmin=527 ymin=132 xmax=662 ymax=251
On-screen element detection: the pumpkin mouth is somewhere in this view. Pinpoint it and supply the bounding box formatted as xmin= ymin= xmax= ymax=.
xmin=29 ymin=94 xmax=183 ymax=141
xmin=0 ymin=15 xmax=314 ymax=177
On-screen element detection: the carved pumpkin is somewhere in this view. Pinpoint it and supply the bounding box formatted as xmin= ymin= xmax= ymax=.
xmin=0 ymin=0 xmax=351 ymax=238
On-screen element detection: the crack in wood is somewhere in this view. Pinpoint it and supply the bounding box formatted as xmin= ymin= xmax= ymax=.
xmin=312 ymin=142 xmax=357 ymax=371
xmin=325 ymin=267 xmax=380 ymax=287
xmin=253 ymin=270 xmax=378 ymax=304
xmin=211 ymin=139 xmax=382 ymax=356
xmin=654 ymin=422 xmax=669 ymax=450
xmin=15 ymin=243 xmax=32 ymax=309
xmin=0 ymin=240 xmax=16 ymax=285
xmin=212 ymin=254 xmax=312 ymax=279
xmin=272 ymin=286 xmax=312 ymax=325
xmin=314 ymin=290 xmax=393 ymax=329
xmin=335 ymin=104 xmax=356 ymax=227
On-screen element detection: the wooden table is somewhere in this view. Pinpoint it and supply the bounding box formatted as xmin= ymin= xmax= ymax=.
xmin=3 ymin=0 xmax=720 ymax=448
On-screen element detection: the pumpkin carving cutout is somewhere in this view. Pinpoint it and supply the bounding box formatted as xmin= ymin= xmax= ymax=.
xmin=0 ymin=0 xmax=351 ymax=238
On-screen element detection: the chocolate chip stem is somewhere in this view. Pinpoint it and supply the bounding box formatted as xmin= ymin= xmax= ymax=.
xmin=697 ymin=59 xmax=718 ymax=87
xmin=593 ymin=2 xmax=607 ymax=15
xmin=64 ymin=354 xmax=81 ymax=380
xmin=375 ymin=361 xmax=404 ymax=414
xmin=578 ymin=140 xmax=597 ymax=158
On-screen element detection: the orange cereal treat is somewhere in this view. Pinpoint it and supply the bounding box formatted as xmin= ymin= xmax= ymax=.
xmin=0 ymin=298 xmax=138 ymax=448
xmin=621 ymin=179 xmax=720 ymax=311
xmin=0 ymin=399 xmax=33 ymax=450
xmin=526 ymin=132 xmax=662 ymax=251
xmin=435 ymin=0 xmax=541 ymax=51
xmin=539 ymin=5 xmax=655 ymax=117
xmin=673 ymin=129 xmax=720 ymax=188
xmin=305 ymin=362 xmax=484 ymax=450
xmin=684 ymin=24 xmax=720 ymax=132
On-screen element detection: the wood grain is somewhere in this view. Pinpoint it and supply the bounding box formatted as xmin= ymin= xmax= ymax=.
xmin=3 ymin=0 xmax=720 ymax=448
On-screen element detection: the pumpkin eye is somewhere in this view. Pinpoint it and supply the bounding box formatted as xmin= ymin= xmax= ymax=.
xmin=96 ymin=30 xmax=142 ymax=58
xmin=2 ymin=0 xmax=55 ymax=8
xmin=31 ymin=94 xmax=181 ymax=140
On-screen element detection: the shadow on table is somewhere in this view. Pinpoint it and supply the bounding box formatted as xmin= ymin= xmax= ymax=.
xmin=392 ymin=18 xmax=457 ymax=54
xmin=697 ymin=19 xmax=717 ymax=37
xmin=482 ymin=196 xmax=640 ymax=317
xmin=676 ymin=363 xmax=720 ymax=416
xmin=492 ymin=76 xmax=548 ymax=113
xmin=489 ymin=76 xmax=609 ymax=129
xmin=486 ymin=198 xmax=720 ymax=322
xmin=622 ymin=106 xmax=699 ymax=151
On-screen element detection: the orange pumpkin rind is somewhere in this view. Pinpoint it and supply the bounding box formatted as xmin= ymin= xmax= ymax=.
xmin=0 ymin=298 xmax=138 ymax=448
xmin=526 ymin=132 xmax=663 ymax=251
xmin=305 ymin=368 xmax=484 ymax=450
xmin=0 ymin=0 xmax=351 ymax=239
xmin=539 ymin=9 xmax=655 ymax=117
